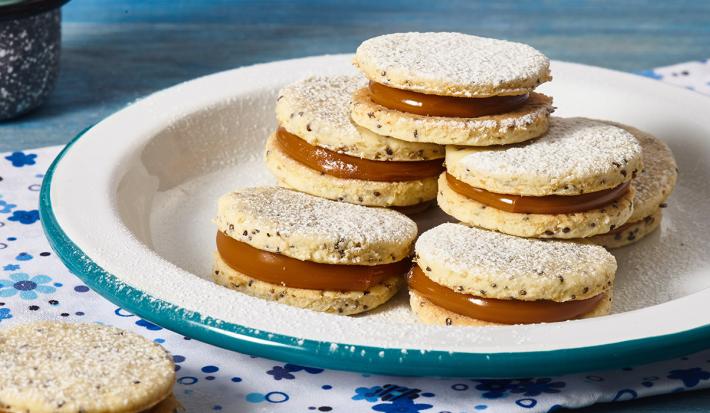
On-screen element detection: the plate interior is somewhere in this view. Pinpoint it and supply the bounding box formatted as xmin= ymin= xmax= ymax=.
xmin=52 ymin=55 xmax=710 ymax=356
xmin=141 ymin=65 xmax=710 ymax=318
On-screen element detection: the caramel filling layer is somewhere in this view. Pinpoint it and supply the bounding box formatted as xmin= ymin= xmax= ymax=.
xmin=217 ymin=231 xmax=410 ymax=292
xmin=276 ymin=128 xmax=444 ymax=181
xmin=368 ymin=81 xmax=529 ymax=117
xmin=446 ymin=173 xmax=631 ymax=214
xmin=408 ymin=266 xmax=604 ymax=324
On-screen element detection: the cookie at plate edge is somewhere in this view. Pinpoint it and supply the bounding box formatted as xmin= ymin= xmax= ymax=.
xmin=0 ymin=321 xmax=176 ymax=413
xmin=408 ymin=223 xmax=616 ymax=325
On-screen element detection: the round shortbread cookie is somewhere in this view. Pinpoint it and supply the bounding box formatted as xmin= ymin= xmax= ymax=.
xmin=213 ymin=253 xmax=400 ymax=315
xmin=437 ymin=173 xmax=635 ymax=239
xmin=276 ymin=75 xmax=444 ymax=161
xmin=606 ymin=123 xmax=677 ymax=222
xmin=351 ymin=88 xmax=553 ymax=146
xmin=353 ymin=32 xmax=551 ymax=97
xmin=264 ymin=133 xmax=438 ymax=208
xmin=446 ymin=117 xmax=643 ymax=196
xmin=215 ymin=186 xmax=417 ymax=266
xmin=585 ymin=209 xmax=663 ymax=249
xmin=409 ymin=290 xmax=612 ymax=326
xmin=415 ymin=223 xmax=616 ymax=302
xmin=0 ymin=322 xmax=175 ymax=413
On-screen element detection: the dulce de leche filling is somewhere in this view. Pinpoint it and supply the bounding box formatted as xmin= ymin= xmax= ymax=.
xmin=276 ymin=128 xmax=443 ymax=181
xmin=368 ymin=81 xmax=529 ymax=118
xmin=446 ymin=173 xmax=631 ymax=214
xmin=217 ymin=231 xmax=410 ymax=292
xmin=408 ymin=266 xmax=604 ymax=324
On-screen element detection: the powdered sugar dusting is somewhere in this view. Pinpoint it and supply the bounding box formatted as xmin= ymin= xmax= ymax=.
xmin=355 ymin=32 xmax=550 ymax=96
xmin=216 ymin=187 xmax=417 ymax=264
xmin=277 ymin=75 xmax=443 ymax=160
xmin=220 ymin=186 xmax=416 ymax=244
xmin=0 ymin=322 xmax=174 ymax=412
xmin=417 ymin=223 xmax=615 ymax=286
xmin=455 ymin=117 xmax=642 ymax=194
xmin=280 ymin=75 xmax=364 ymax=137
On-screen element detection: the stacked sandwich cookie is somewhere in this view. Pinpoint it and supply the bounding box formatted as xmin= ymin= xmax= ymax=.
xmin=440 ymin=117 xmax=643 ymax=238
xmin=213 ymin=31 xmax=681 ymax=325
xmin=266 ymin=75 xmax=444 ymax=212
xmin=213 ymin=187 xmax=417 ymax=315
xmin=409 ymin=223 xmax=616 ymax=326
xmin=583 ymin=122 xmax=678 ymax=248
xmin=0 ymin=322 xmax=178 ymax=413
xmin=351 ymin=32 xmax=554 ymax=146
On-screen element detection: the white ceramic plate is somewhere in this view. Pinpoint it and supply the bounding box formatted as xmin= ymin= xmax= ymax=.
xmin=41 ymin=55 xmax=710 ymax=377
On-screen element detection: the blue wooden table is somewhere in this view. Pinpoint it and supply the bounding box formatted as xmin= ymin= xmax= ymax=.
xmin=2 ymin=1 xmax=709 ymax=411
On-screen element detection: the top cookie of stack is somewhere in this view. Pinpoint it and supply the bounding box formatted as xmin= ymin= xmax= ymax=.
xmin=351 ymin=32 xmax=554 ymax=146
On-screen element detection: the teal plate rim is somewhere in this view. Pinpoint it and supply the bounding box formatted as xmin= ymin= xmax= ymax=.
xmin=39 ymin=127 xmax=710 ymax=378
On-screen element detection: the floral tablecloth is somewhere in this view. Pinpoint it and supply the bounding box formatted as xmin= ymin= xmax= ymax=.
xmin=1 ymin=60 xmax=709 ymax=412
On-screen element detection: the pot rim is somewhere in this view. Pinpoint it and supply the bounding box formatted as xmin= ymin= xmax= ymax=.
xmin=0 ymin=0 xmax=70 ymax=21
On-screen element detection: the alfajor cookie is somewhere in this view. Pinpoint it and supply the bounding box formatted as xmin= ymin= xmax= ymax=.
xmin=0 ymin=322 xmax=177 ymax=413
xmin=584 ymin=123 xmax=677 ymax=248
xmin=439 ymin=117 xmax=643 ymax=238
xmin=267 ymin=75 xmax=443 ymax=210
xmin=351 ymin=32 xmax=555 ymax=146
xmin=213 ymin=187 xmax=417 ymax=315
xmin=409 ymin=223 xmax=616 ymax=326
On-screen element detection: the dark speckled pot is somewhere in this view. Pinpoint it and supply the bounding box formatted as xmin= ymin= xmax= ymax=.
xmin=0 ymin=1 xmax=67 ymax=120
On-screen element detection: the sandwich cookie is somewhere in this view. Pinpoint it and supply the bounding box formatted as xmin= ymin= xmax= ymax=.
xmin=267 ymin=75 xmax=444 ymax=211
xmin=0 ymin=322 xmax=177 ymax=413
xmin=213 ymin=187 xmax=417 ymax=315
xmin=584 ymin=123 xmax=677 ymax=248
xmin=410 ymin=223 xmax=616 ymax=326
xmin=439 ymin=117 xmax=643 ymax=238
xmin=351 ymin=32 xmax=555 ymax=146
